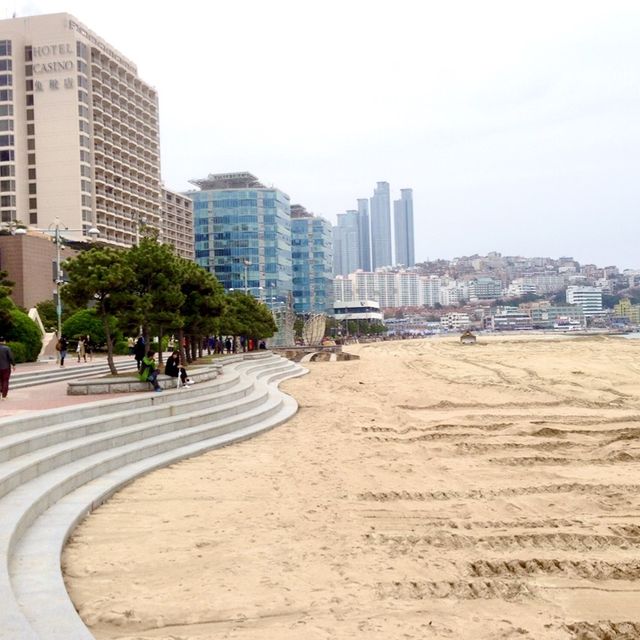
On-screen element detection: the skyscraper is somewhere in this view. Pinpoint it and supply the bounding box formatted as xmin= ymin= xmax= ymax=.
xmin=356 ymin=198 xmax=371 ymax=271
xmin=370 ymin=181 xmax=392 ymax=269
xmin=332 ymin=210 xmax=361 ymax=276
xmin=0 ymin=13 xmax=162 ymax=246
xmin=393 ymin=188 xmax=415 ymax=267
xmin=189 ymin=172 xmax=292 ymax=303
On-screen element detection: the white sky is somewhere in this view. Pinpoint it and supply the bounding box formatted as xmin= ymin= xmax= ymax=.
xmin=8 ymin=0 xmax=640 ymax=269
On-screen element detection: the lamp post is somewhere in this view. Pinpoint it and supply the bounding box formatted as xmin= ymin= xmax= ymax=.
xmin=31 ymin=219 xmax=99 ymax=340
xmin=242 ymin=258 xmax=251 ymax=294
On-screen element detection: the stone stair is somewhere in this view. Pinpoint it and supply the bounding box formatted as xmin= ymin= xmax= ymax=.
xmin=0 ymin=352 xmax=307 ymax=640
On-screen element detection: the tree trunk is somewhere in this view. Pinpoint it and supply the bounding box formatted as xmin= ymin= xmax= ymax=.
xmin=197 ymin=336 xmax=203 ymax=358
xmin=190 ymin=335 xmax=197 ymax=362
xmin=178 ymin=327 xmax=189 ymax=365
xmin=102 ymin=313 xmax=117 ymax=375
xmin=157 ymin=326 xmax=164 ymax=365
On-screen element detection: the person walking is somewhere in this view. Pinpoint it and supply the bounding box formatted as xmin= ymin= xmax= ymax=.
xmin=139 ymin=349 xmax=162 ymax=392
xmin=84 ymin=335 xmax=93 ymax=361
xmin=0 ymin=336 xmax=15 ymax=400
xmin=58 ymin=335 xmax=68 ymax=367
xmin=76 ymin=336 xmax=86 ymax=363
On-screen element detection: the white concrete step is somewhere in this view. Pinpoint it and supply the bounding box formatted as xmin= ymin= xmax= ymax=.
xmin=0 ymin=353 xmax=307 ymax=640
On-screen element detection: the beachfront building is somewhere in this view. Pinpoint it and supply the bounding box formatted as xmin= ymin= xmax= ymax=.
xmin=291 ymin=205 xmax=333 ymax=313
xmin=613 ymin=298 xmax=640 ymax=325
xmin=491 ymin=306 xmax=533 ymax=331
xmin=566 ymin=286 xmax=603 ymax=317
xmin=189 ymin=172 xmax=292 ymax=303
xmin=440 ymin=312 xmax=471 ymax=330
xmin=161 ymin=186 xmax=193 ymax=260
xmin=0 ymin=13 xmax=161 ymax=245
xmin=393 ymin=188 xmax=415 ymax=267
xmin=332 ymin=299 xmax=383 ymax=325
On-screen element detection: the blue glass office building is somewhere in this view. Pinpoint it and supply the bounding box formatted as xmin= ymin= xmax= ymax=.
xmin=291 ymin=205 xmax=333 ymax=314
xmin=189 ymin=173 xmax=292 ymax=302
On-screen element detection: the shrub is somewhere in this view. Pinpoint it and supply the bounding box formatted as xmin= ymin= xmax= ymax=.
xmin=7 ymin=341 xmax=27 ymax=363
xmin=3 ymin=307 xmax=42 ymax=362
xmin=62 ymin=308 xmax=121 ymax=349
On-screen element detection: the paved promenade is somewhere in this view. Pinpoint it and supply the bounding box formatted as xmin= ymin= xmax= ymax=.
xmin=0 ymin=355 xmax=136 ymax=419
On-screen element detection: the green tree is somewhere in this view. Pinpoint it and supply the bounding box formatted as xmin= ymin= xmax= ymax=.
xmin=176 ymin=260 xmax=226 ymax=362
xmin=125 ymin=238 xmax=184 ymax=364
xmin=218 ymin=291 xmax=276 ymax=344
xmin=62 ymin=246 xmax=135 ymax=374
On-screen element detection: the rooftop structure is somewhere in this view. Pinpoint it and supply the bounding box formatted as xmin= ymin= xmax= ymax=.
xmin=189 ymin=172 xmax=265 ymax=191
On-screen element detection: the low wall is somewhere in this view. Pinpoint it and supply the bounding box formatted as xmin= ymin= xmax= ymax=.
xmin=67 ymin=365 xmax=221 ymax=395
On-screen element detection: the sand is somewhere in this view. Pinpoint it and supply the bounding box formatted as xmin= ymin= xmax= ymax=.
xmin=62 ymin=334 xmax=640 ymax=639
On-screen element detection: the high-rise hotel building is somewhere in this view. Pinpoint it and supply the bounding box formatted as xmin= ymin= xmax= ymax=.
xmin=0 ymin=13 xmax=162 ymax=245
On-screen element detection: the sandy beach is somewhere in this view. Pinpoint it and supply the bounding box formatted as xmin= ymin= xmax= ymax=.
xmin=63 ymin=334 xmax=640 ymax=639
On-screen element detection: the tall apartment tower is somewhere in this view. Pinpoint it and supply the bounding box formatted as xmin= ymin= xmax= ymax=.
xmin=0 ymin=14 xmax=161 ymax=244
xmin=370 ymin=181 xmax=392 ymax=269
xmin=356 ymin=198 xmax=371 ymax=271
xmin=393 ymin=188 xmax=415 ymax=267
xmin=332 ymin=210 xmax=360 ymax=276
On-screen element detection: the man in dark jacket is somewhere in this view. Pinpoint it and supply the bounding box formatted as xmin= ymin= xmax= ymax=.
xmin=0 ymin=336 xmax=16 ymax=399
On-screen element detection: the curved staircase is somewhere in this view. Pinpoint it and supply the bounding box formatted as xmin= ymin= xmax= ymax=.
xmin=0 ymin=352 xmax=307 ymax=639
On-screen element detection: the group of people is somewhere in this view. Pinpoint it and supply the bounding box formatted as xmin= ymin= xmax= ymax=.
xmin=129 ymin=336 xmax=192 ymax=392
xmin=55 ymin=335 xmax=92 ymax=367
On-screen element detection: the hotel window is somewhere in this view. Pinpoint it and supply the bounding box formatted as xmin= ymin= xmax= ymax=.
xmin=0 ymin=60 xmax=11 ymax=71
xmin=24 ymin=46 xmax=32 ymax=62
xmin=0 ymin=120 xmax=12 ymax=131
xmin=0 ymin=135 xmax=14 ymax=147
xmin=26 ymin=94 xmax=33 ymax=106
xmin=26 ymin=137 xmax=35 ymax=150
xmin=28 ymin=183 xmax=36 ymax=194
xmin=25 ymin=79 xmax=33 ymax=91
xmin=0 ymin=195 xmax=15 ymax=207
xmin=29 ymin=212 xmax=37 ymax=224
xmin=27 ymin=152 xmax=35 ymax=164
xmin=29 ymin=197 xmax=37 ymax=209
xmin=0 ymin=90 xmax=12 ymax=101
xmin=24 ymin=64 xmax=32 ymax=77
xmin=0 ymin=180 xmax=14 ymax=191
xmin=25 ymin=108 xmax=33 ymax=120
xmin=0 ymin=75 xmax=11 ymax=86
xmin=0 ymin=165 xmax=14 ymax=176
xmin=0 ymin=41 xmax=11 ymax=57
xmin=28 ymin=168 xmax=35 ymax=179
xmin=0 ymin=105 xmax=12 ymax=116
xmin=76 ymin=42 xmax=87 ymax=60
xmin=26 ymin=123 xmax=34 ymax=135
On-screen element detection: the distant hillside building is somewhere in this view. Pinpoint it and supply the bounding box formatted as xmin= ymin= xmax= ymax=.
xmin=566 ymin=286 xmax=603 ymax=317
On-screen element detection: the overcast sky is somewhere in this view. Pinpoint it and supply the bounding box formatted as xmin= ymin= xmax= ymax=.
xmin=9 ymin=1 xmax=640 ymax=269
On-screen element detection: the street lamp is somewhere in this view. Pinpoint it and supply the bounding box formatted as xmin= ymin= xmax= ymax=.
xmin=30 ymin=219 xmax=99 ymax=341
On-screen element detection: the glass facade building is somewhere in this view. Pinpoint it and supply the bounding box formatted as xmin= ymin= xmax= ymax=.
xmin=291 ymin=206 xmax=333 ymax=313
xmin=189 ymin=173 xmax=292 ymax=303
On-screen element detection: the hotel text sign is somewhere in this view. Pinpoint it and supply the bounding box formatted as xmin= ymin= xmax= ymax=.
xmin=32 ymin=43 xmax=74 ymax=91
